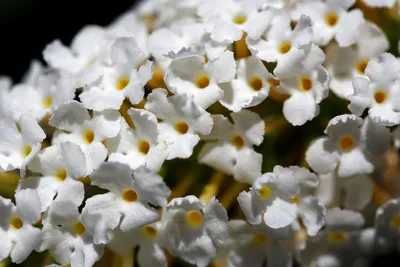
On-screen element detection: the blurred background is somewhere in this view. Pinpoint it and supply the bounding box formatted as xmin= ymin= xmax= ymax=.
xmin=0 ymin=0 xmax=138 ymax=82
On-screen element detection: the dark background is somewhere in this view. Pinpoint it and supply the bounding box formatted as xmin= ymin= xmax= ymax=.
xmin=0 ymin=0 xmax=138 ymax=82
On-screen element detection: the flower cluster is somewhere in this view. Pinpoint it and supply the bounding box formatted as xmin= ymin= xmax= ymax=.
xmin=1 ymin=0 xmax=400 ymax=266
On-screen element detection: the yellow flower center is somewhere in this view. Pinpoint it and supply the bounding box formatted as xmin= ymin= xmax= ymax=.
xmin=43 ymin=96 xmax=53 ymax=109
xmin=290 ymin=195 xmax=300 ymax=205
xmin=325 ymin=13 xmax=338 ymax=27
xmin=258 ymin=185 xmax=272 ymax=200
xmin=338 ymin=135 xmax=356 ymax=152
xmin=249 ymin=76 xmax=263 ymax=91
xmin=142 ymin=225 xmax=158 ymax=239
xmin=122 ymin=189 xmax=138 ymax=202
xmin=252 ymin=234 xmax=269 ymax=244
xmin=22 ymin=145 xmax=32 ymax=158
xmin=186 ymin=210 xmax=203 ymax=228
xmin=83 ymin=130 xmax=95 ymax=144
xmin=299 ymin=77 xmax=313 ymax=92
xmin=195 ymin=74 xmax=210 ymax=89
xmin=175 ymin=121 xmax=189 ymax=135
xmin=116 ymin=77 xmax=130 ymax=91
xmin=9 ymin=216 xmax=23 ymax=230
xmin=279 ymin=41 xmax=292 ymax=54
xmin=231 ymin=135 xmax=244 ymax=149
xmin=327 ymin=231 xmax=348 ymax=245
xmin=389 ymin=213 xmax=400 ymax=228
xmin=374 ymin=90 xmax=387 ymax=104
xmin=72 ymin=221 xmax=86 ymax=236
xmin=138 ymin=140 xmax=150 ymax=155
xmin=233 ymin=15 xmax=247 ymax=25
xmin=356 ymin=59 xmax=368 ymax=75
xmin=55 ymin=168 xmax=67 ymax=181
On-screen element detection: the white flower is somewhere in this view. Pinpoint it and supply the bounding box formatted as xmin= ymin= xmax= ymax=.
xmin=219 ymin=220 xmax=292 ymax=267
xmin=247 ymin=13 xmax=313 ymax=77
xmin=106 ymin=222 xmax=167 ymax=267
xmin=106 ymin=108 xmax=168 ymax=172
xmin=0 ymin=189 xmax=42 ymax=264
xmin=375 ymin=197 xmax=400 ymax=250
xmin=325 ymin=22 xmax=389 ymax=99
xmin=292 ymin=0 xmax=365 ymax=47
xmin=164 ymin=50 xmax=235 ymax=109
xmin=43 ymin=25 xmax=110 ymax=88
xmin=18 ymin=143 xmax=85 ymax=212
xmin=273 ymin=166 xmax=326 ymax=236
xmin=0 ymin=114 xmax=46 ymax=176
xmin=305 ymin=115 xmax=390 ymax=177
xmin=145 ymin=89 xmax=213 ymax=159
xmin=198 ymin=110 xmax=264 ymax=184
xmin=85 ymin=162 xmax=170 ymax=237
xmin=316 ymin=172 xmax=373 ymax=211
xmin=278 ymin=45 xmax=329 ymax=126
xmin=238 ymin=170 xmax=300 ymax=229
xmin=219 ymin=56 xmax=272 ymax=112
xmin=80 ymin=37 xmax=153 ymax=111
xmin=298 ymin=208 xmax=365 ymax=267
xmin=162 ymin=195 xmax=229 ymax=267
xmin=49 ymin=100 xmax=121 ymax=175
xmin=348 ymin=53 xmax=400 ymax=126
xmin=39 ymin=201 xmax=104 ymax=267
xmin=362 ymin=0 xmax=396 ymax=8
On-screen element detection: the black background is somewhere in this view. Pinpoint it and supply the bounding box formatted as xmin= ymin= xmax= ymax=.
xmin=0 ymin=0 xmax=138 ymax=82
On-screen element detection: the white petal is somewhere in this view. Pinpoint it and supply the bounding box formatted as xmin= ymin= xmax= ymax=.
xmin=18 ymin=114 xmax=46 ymax=144
xmin=338 ymin=148 xmax=373 ymax=177
xmin=111 ymin=37 xmax=145 ymax=68
xmin=0 ymin=235 xmax=12 ymax=262
xmin=178 ymin=233 xmax=216 ymax=267
xmin=91 ymin=110 xmax=121 ymax=140
xmin=231 ymin=109 xmax=265 ymax=146
xmin=210 ymin=19 xmax=243 ymax=44
xmin=233 ymin=148 xmax=263 ymax=184
xmin=121 ymin=202 xmax=160 ymax=232
xmin=198 ymin=143 xmax=236 ymax=177
xmin=237 ymin=191 xmax=262 ymax=225
xmin=18 ymin=176 xmax=58 ymax=212
xmin=59 ymin=142 xmax=87 ymax=178
xmin=206 ymin=51 xmax=236 ymax=84
xmin=263 ymin=198 xmax=297 ymax=229
xmin=335 ymin=9 xmax=364 ymax=47
xmin=342 ymin=175 xmax=373 ymax=210
xmin=243 ymin=10 xmax=273 ymax=40
xmin=315 ymin=172 xmax=340 ymax=208
xmin=361 ymin=117 xmax=390 ymax=155
xmin=137 ymin=244 xmax=167 ymax=267
xmin=56 ymin=179 xmax=85 ymax=208
xmin=15 ymin=189 xmax=41 ymax=225
xmin=325 ymin=208 xmax=364 ymax=231
xmin=305 ymin=138 xmax=339 ymax=174
xmin=11 ymin=225 xmax=42 ymax=264
xmin=299 ymin=196 xmax=326 ymax=236
xmin=83 ymin=142 xmax=108 ymax=175
xmin=49 ymin=100 xmax=90 ymax=132
xmin=39 ymin=225 xmax=73 ymax=265
xmin=80 ymin=87 xmax=124 ymax=111
xmin=204 ymin=197 xmax=229 ymax=241
xmin=283 ymin=93 xmax=318 ymax=126
xmin=90 ymin=162 xmax=132 ymax=194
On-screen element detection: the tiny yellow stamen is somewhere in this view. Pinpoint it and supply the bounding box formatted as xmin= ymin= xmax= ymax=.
xmin=22 ymin=145 xmax=32 ymax=158
xmin=83 ymin=130 xmax=95 ymax=144
xmin=195 ymin=74 xmax=210 ymax=89
xmin=9 ymin=216 xmax=23 ymax=230
xmin=339 ymin=135 xmax=356 ymax=152
xmin=374 ymin=90 xmax=387 ymax=104
xmin=122 ymin=189 xmax=138 ymax=203
xmin=72 ymin=221 xmax=86 ymax=236
xmin=356 ymin=59 xmax=368 ymax=75
xmin=55 ymin=168 xmax=67 ymax=181
xmin=390 ymin=213 xmax=400 ymax=228
xmin=233 ymin=15 xmax=247 ymax=25
xmin=175 ymin=121 xmax=189 ymax=135
xmin=142 ymin=225 xmax=158 ymax=239
xmin=138 ymin=140 xmax=150 ymax=155
xmin=186 ymin=210 xmax=203 ymax=228
xmin=249 ymin=76 xmax=263 ymax=91
xmin=258 ymin=185 xmax=272 ymax=200
xmin=116 ymin=77 xmax=130 ymax=91
xmin=290 ymin=195 xmax=300 ymax=205
xmin=252 ymin=234 xmax=269 ymax=244
xmin=327 ymin=232 xmax=348 ymax=245
xmin=279 ymin=41 xmax=292 ymax=54
xmin=299 ymin=77 xmax=313 ymax=92
xmin=43 ymin=96 xmax=53 ymax=109
xmin=231 ymin=135 xmax=244 ymax=149
xmin=325 ymin=13 xmax=338 ymax=27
